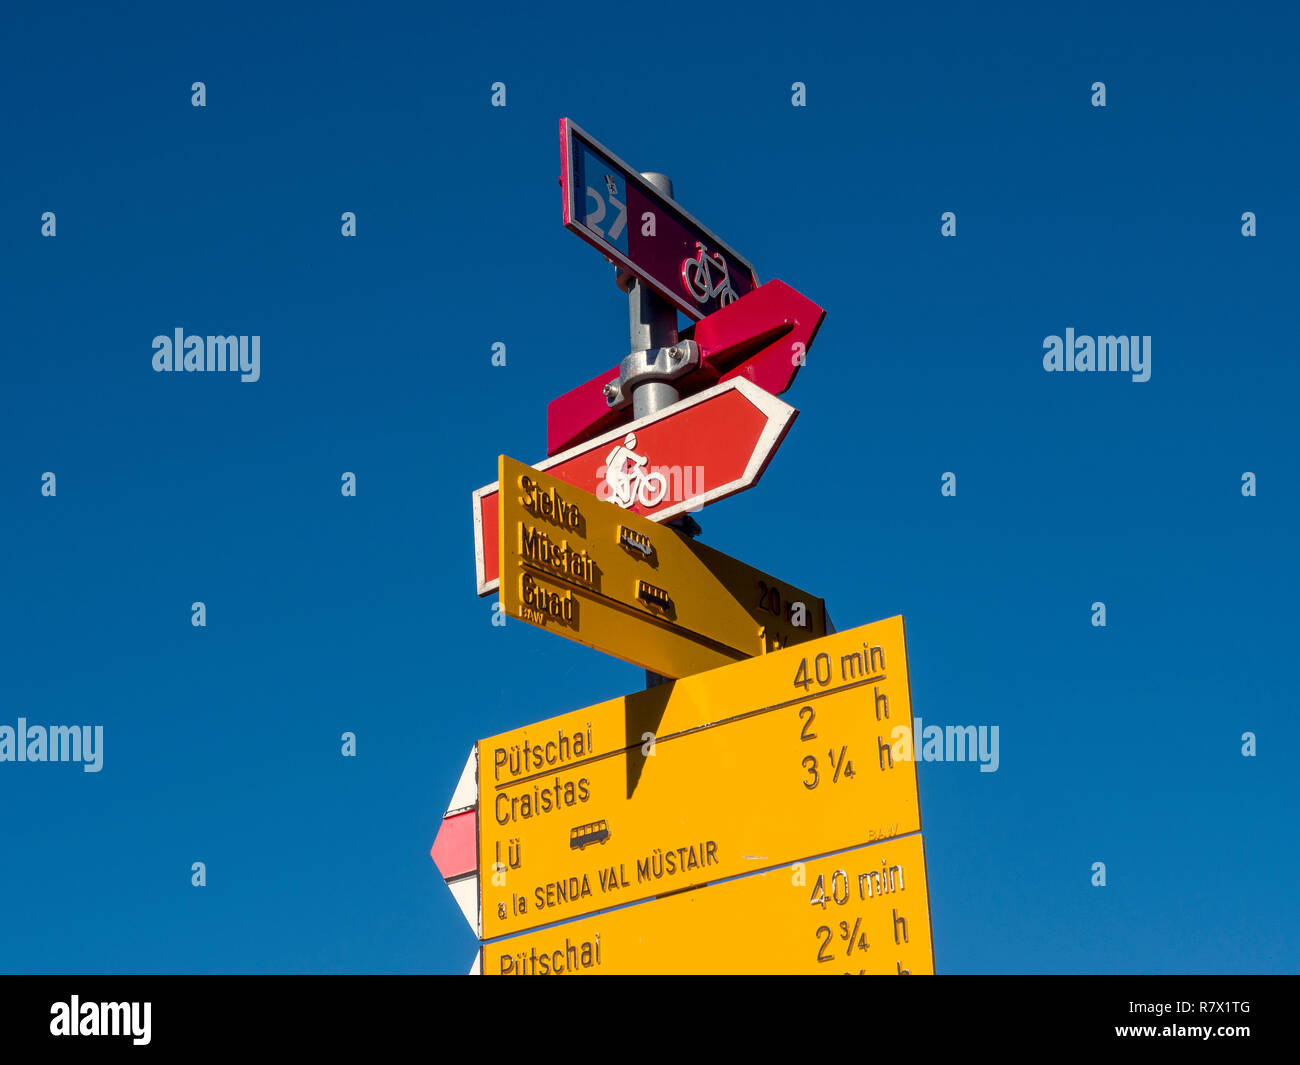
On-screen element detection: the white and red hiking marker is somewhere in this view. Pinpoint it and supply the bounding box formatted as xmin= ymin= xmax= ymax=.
xmin=470 ymin=377 xmax=798 ymax=597
xmin=429 ymin=748 xmax=480 ymax=937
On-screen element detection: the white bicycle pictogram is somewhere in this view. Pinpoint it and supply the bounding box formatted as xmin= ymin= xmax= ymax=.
xmin=604 ymin=433 xmax=669 ymax=508
xmin=681 ymin=241 xmax=739 ymax=307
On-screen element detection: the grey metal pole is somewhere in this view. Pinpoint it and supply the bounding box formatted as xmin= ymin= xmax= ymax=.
xmin=627 ymin=172 xmax=680 ymax=420
xmin=628 ymin=171 xmax=679 ymax=689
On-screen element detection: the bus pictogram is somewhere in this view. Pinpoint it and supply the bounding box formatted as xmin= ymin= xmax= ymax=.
xmin=569 ymin=820 xmax=611 ymax=850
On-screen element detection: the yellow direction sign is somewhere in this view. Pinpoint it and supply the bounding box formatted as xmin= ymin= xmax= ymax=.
xmin=479 ymin=615 xmax=919 ymax=938
xmin=497 ymin=455 xmax=827 ymax=678
xmin=482 ymin=834 xmax=934 ymax=974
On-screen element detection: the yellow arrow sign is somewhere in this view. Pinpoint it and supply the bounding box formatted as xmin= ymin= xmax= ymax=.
xmin=479 ymin=615 xmax=919 ymax=938
xmin=497 ymin=454 xmax=827 ymax=678
xmin=482 ymin=833 xmax=933 ymax=974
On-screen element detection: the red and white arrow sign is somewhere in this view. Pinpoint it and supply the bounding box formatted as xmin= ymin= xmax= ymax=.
xmin=546 ymin=279 xmax=825 ymax=456
xmin=429 ymin=748 xmax=481 ymax=937
xmin=471 ymin=377 xmax=797 ymax=597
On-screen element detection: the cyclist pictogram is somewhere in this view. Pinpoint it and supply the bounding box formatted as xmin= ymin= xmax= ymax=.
xmin=681 ymin=241 xmax=739 ymax=307
xmin=603 ymin=432 xmax=669 ymax=508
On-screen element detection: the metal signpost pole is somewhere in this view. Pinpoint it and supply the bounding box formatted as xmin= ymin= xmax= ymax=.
xmin=623 ymin=172 xmax=680 ymax=418
xmin=623 ymin=171 xmax=678 ymax=687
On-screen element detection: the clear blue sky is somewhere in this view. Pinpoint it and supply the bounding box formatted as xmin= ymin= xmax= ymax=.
xmin=1 ymin=1 xmax=1295 ymax=974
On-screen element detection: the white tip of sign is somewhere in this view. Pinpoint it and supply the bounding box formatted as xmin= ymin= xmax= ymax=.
xmin=447 ymin=747 xmax=477 ymax=815
xmin=469 ymin=953 xmax=481 ymax=976
xmin=448 ymin=875 xmax=480 ymax=938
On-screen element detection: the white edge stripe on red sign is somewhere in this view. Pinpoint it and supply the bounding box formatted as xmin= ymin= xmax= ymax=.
xmin=470 ymin=377 xmax=797 ymax=597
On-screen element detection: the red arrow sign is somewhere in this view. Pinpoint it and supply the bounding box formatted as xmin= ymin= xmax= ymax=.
xmin=546 ymin=279 xmax=825 ymax=456
xmin=471 ymin=378 xmax=796 ymax=596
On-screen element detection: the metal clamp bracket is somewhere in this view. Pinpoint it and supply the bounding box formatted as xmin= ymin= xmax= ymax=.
xmin=602 ymin=341 xmax=700 ymax=409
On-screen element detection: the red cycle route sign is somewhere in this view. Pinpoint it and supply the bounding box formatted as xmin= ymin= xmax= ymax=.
xmin=471 ymin=378 xmax=797 ymax=596
xmin=561 ymin=118 xmax=760 ymax=320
